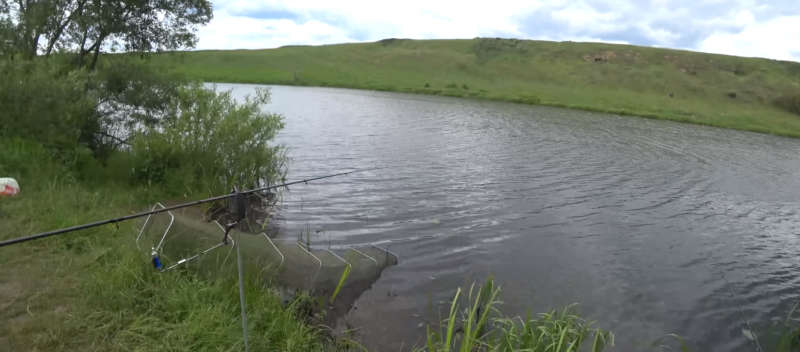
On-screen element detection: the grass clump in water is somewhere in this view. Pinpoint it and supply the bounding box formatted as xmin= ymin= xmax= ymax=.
xmin=420 ymin=279 xmax=613 ymax=352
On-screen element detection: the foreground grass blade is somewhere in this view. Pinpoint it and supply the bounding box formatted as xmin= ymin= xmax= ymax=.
xmin=417 ymin=279 xmax=613 ymax=352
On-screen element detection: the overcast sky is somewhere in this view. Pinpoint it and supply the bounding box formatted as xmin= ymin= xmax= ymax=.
xmin=196 ymin=0 xmax=800 ymax=62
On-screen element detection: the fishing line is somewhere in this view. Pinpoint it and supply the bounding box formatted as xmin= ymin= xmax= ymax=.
xmin=0 ymin=170 xmax=373 ymax=248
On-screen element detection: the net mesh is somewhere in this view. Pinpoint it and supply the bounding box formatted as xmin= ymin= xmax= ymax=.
xmin=136 ymin=206 xmax=398 ymax=302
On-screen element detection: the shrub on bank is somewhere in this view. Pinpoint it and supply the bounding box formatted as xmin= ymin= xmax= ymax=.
xmin=0 ymin=58 xmax=287 ymax=196
xmin=775 ymin=94 xmax=800 ymax=116
xmin=130 ymin=84 xmax=286 ymax=195
xmin=0 ymin=61 xmax=98 ymax=154
xmin=511 ymin=94 xmax=542 ymax=105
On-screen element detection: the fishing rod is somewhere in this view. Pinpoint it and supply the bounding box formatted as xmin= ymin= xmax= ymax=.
xmin=0 ymin=170 xmax=364 ymax=248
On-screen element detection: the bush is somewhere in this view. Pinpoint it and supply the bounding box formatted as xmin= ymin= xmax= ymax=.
xmin=775 ymin=94 xmax=800 ymax=115
xmin=0 ymin=57 xmax=190 ymax=161
xmin=0 ymin=138 xmax=68 ymax=182
xmin=511 ymin=94 xmax=542 ymax=105
xmin=0 ymin=60 xmax=99 ymax=154
xmin=130 ymin=84 xmax=287 ymax=195
xmin=94 ymin=57 xmax=185 ymax=127
xmin=472 ymin=37 xmax=527 ymax=64
xmin=378 ymin=38 xmax=408 ymax=46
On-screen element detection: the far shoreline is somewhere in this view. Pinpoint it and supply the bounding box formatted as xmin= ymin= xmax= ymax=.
xmin=207 ymin=79 xmax=800 ymax=140
xmin=149 ymin=38 xmax=800 ymax=139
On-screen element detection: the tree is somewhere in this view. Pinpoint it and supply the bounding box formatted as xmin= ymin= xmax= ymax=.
xmin=0 ymin=0 xmax=214 ymax=156
xmin=43 ymin=0 xmax=87 ymax=56
xmin=1 ymin=0 xmax=212 ymax=67
xmin=0 ymin=0 xmax=15 ymax=56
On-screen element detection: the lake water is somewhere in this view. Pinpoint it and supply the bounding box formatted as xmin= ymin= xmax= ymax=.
xmin=215 ymin=83 xmax=800 ymax=351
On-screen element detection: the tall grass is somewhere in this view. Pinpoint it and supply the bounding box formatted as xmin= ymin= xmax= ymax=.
xmin=75 ymin=242 xmax=326 ymax=351
xmin=770 ymin=302 xmax=800 ymax=352
xmin=420 ymin=280 xmax=613 ymax=352
xmin=0 ymin=138 xmax=326 ymax=351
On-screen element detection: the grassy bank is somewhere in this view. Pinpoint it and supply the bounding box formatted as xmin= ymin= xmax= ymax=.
xmin=152 ymin=38 xmax=800 ymax=137
xmin=0 ymin=139 xmax=327 ymax=351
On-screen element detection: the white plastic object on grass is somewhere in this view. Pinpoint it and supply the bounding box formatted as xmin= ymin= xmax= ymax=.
xmin=0 ymin=178 xmax=20 ymax=197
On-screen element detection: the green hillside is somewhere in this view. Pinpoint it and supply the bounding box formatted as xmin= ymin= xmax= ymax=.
xmin=153 ymin=38 xmax=800 ymax=137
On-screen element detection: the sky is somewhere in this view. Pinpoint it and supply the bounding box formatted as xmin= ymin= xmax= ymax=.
xmin=196 ymin=0 xmax=800 ymax=62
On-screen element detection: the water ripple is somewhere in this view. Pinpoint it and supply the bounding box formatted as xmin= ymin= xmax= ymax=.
xmin=215 ymin=84 xmax=800 ymax=352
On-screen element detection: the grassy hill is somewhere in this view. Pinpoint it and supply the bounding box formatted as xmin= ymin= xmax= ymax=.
xmin=153 ymin=38 xmax=800 ymax=137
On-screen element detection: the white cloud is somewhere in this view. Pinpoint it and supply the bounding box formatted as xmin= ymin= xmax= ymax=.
xmin=637 ymin=25 xmax=680 ymax=45
xmin=551 ymin=1 xmax=623 ymax=33
xmin=197 ymin=13 xmax=356 ymax=49
xmin=688 ymin=9 xmax=754 ymax=40
xmin=698 ymin=16 xmax=800 ymax=61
